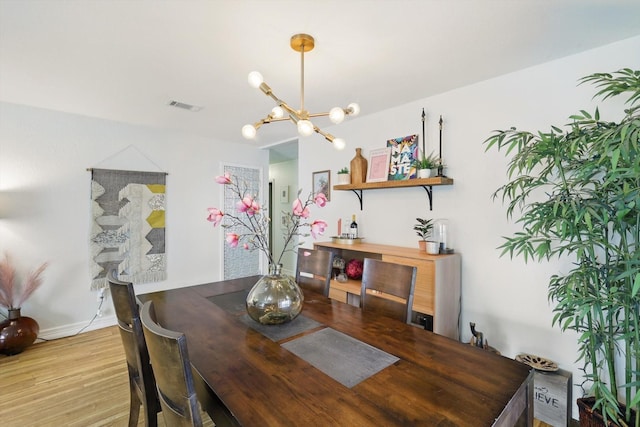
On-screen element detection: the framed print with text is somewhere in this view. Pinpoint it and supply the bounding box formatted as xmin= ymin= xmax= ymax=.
xmin=387 ymin=134 xmax=419 ymax=180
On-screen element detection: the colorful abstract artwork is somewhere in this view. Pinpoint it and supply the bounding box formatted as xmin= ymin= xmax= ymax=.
xmin=387 ymin=134 xmax=419 ymax=180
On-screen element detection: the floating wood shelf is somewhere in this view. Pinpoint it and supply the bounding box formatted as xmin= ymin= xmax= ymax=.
xmin=333 ymin=176 xmax=454 ymax=210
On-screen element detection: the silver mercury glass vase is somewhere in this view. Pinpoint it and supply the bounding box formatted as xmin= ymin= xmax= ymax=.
xmin=245 ymin=264 xmax=304 ymax=325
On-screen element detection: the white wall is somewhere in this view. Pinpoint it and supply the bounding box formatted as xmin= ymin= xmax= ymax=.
xmin=298 ymin=35 xmax=640 ymax=418
xmin=0 ymin=103 xmax=268 ymax=336
xmin=268 ymin=158 xmax=298 ymax=276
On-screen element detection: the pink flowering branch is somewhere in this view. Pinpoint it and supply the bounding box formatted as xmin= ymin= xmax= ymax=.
xmin=207 ymin=173 xmax=327 ymax=267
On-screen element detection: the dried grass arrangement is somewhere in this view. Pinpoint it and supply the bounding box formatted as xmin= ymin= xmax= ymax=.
xmin=0 ymin=253 xmax=48 ymax=310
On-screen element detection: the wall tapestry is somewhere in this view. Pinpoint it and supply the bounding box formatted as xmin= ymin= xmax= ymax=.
xmin=90 ymin=168 xmax=166 ymax=289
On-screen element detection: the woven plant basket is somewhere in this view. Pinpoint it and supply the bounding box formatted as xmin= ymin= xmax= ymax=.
xmin=577 ymin=397 xmax=636 ymax=427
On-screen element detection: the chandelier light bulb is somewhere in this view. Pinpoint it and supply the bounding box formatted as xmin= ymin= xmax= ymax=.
xmin=248 ymin=71 xmax=264 ymax=88
xmin=333 ymin=138 xmax=346 ymax=150
xmin=271 ymin=106 xmax=284 ymax=119
xmin=242 ymin=124 xmax=257 ymax=139
xmin=347 ymin=103 xmax=360 ymax=116
xmin=297 ymin=120 xmax=314 ymax=136
xmin=329 ymin=107 xmax=345 ymax=124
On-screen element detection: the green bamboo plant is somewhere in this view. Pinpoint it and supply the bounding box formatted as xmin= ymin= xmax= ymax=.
xmin=485 ymin=68 xmax=639 ymax=426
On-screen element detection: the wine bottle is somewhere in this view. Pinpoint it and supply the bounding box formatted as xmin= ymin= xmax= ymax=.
xmin=350 ymin=214 xmax=358 ymax=239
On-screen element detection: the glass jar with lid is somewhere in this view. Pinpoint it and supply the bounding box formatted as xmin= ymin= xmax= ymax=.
xmin=433 ymin=219 xmax=454 ymax=254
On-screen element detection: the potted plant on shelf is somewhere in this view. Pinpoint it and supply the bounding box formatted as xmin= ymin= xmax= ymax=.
xmin=416 ymin=151 xmax=439 ymax=178
xmin=0 ymin=253 xmax=48 ymax=355
xmin=413 ymin=217 xmax=436 ymax=252
xmin=337 ymin=167 xmax=350 ymax=185
xmin=485 ymin=68 xmax=639 ymax=426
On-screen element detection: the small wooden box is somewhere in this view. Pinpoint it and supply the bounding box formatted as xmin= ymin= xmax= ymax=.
xmin=533 ymin=368 xmax=572 ymax=427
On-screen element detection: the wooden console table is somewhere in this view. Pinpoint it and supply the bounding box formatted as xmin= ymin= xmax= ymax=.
xmin=314 ymin=241 xmax=461 ymax=340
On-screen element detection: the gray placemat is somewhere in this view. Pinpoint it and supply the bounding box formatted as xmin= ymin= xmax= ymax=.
xmin=282 ymin=327 xmax=399 ymax=388
xmin=239 ymin=314 xmax=322 ymax=341
xmin=208 ymin=290 xmax=249 ymax=316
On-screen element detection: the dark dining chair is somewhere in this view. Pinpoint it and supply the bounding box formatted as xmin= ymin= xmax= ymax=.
xmin=139 ymin=301 xmax=240 ymax=427
xmin=140 ymin=300 xmax=204 ymax=427
xmin=108 ymin=270 xmax=160 ymax=427
xmin=360 ymin=258 xmax=417 ymax=323
xmin=295 ymin=247 xmax=334 ymax=297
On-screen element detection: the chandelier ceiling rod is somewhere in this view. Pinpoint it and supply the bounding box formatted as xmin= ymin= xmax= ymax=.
xmin=295 ymin=33 xmax=312 ymax=114
xmin=241 ymin=33 xmax=360 ymax=150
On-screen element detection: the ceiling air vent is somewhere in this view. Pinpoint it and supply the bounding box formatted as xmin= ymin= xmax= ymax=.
xmin=168 ymin=100 xmax=203 ymax=112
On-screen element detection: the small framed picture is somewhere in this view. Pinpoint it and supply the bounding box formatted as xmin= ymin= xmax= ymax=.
xmin=312 ymin=170 xmax=331 ymax=201
xmin=279 ymin=185 xmax=289 ymax=203
xmin=366 ymin=148 xmax=391 ymax=182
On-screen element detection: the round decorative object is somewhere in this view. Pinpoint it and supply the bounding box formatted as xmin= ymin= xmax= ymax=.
xmin=0 ymin=308 xmax=39 ymax=356
xmin=515 ymin=353 xmax=558 ymax=372
xmin=345 ymin=259 xmax=364 ymax=280
xmin=246 ymin=264 xmax=304 ymax=325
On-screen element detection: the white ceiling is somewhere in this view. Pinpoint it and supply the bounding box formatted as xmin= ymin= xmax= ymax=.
xmin=1 ymin=0 xmax=640 ymax=153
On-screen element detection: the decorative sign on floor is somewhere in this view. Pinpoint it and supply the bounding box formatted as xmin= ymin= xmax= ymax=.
xmin=533 ymin=368 xmax=572 ymax=427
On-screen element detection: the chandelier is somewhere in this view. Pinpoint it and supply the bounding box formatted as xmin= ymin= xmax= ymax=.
xmin=241 ymin=33 xmax=360 ymax=150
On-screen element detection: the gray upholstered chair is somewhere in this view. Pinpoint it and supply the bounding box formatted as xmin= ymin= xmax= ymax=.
xmin=108 ymin=271 xmax=160 ymax=427
xmin=295 ymin=248 xmax=334 ymax=297
xmin=360 ymin=258 xmax=417 ymax=323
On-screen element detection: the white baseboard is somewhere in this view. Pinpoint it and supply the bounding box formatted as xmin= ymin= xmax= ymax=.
xmin=36 ymin=315 xmax=117 ymax=342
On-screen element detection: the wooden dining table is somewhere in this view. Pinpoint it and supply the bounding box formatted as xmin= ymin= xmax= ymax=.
xmin=139 ymin=276 xmax=533 ymax=426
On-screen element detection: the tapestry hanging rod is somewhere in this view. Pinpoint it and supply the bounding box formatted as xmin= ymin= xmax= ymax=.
xmin=85 ymin=168 xmax=169 ymax=175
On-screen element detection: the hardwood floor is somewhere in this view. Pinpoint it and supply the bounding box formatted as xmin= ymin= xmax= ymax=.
xmin=0 ymin=326 xmax=213 ymax=427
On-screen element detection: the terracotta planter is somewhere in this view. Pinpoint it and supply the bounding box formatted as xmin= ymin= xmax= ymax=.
xmin=0 ymin=308 xmax=39 ymax=355
xmin=418 ymin=240 xmax=427 ymax=251
xmin=577 ymin=397 xmax=637 ymax=427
